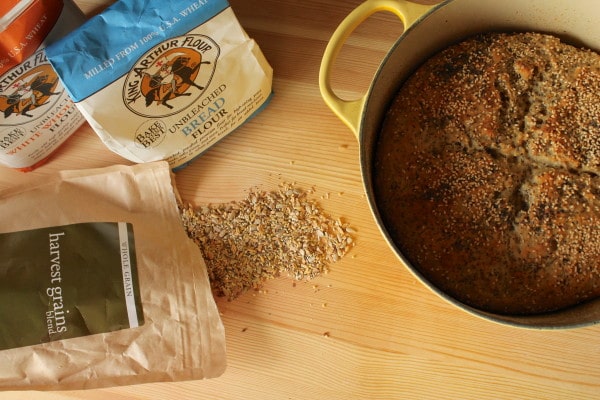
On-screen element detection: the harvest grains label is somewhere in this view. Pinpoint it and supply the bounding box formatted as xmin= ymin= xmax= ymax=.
xmin=0 ymin=222 xmax=143 ymax=351
xmin=46 ymin=0 xmax=273 ymax=169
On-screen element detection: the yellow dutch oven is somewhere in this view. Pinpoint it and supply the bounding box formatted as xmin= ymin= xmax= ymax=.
xmin=319 ymin=0 xmax=600 ymax=328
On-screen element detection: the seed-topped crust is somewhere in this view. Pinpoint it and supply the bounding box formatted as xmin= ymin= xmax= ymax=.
xmin=374 ymin=32 xmax=600 ymax=315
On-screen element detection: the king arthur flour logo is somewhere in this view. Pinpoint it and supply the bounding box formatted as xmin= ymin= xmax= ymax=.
xmin=0 ymin=50 xmax=62 ymax=125
xmin=123 ymin=34 xmax=219 ymax=118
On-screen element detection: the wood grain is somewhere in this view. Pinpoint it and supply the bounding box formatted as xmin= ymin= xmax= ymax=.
xmin=2 ymin=0 xmax=600 ymax=398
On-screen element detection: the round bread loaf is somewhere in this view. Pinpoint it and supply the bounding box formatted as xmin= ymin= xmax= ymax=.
xmin=374 ymin=32 xmax=600 ymax=315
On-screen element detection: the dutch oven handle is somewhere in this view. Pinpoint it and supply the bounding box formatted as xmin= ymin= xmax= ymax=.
xmin=319 ymin=0 xmax=435 ymax=137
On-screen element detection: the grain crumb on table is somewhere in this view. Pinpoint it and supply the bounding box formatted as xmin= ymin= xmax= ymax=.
xmin=180 ymin=183 xmax=356 ymax=300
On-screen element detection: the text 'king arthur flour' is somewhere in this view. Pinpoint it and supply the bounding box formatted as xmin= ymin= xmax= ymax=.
xmin=0 ymin=0 xmax=86 ymax=171
xmin=46 ymin=0 xmax=274 ymax=169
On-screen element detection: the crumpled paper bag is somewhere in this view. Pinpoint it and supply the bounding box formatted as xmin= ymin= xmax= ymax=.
xmin=0 ymin=161 xmax=226 ymax=390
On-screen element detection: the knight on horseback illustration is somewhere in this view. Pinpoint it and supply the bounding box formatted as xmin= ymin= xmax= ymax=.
xmin=141 ymin=50 xmax=210 ymax=110
xmin=0 ymin=71 xmax=61 ymax=119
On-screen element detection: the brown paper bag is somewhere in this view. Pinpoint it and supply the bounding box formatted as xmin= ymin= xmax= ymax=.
xmin=0 ymin=161 xmax=226 ymax=390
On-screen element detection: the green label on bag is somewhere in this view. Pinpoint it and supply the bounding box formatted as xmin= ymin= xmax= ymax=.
xmin=0 ymin=222 xmax=144 ymax=350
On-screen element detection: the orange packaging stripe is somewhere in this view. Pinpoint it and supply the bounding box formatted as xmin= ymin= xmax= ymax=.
xmin=0 ymin=0 xmax=63 ymax=76
xmin=0 ymin=0 xmax=21 ymax=18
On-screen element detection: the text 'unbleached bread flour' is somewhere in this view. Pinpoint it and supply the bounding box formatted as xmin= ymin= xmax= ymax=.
xmin=46 ymin=0 xmax=273 ymax=169
xmin=0 ymin=0 xmax=86 ymax=171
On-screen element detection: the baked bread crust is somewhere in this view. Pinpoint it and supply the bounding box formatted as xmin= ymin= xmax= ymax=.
xmin=374 ymin=32 xmax=600 ymax=315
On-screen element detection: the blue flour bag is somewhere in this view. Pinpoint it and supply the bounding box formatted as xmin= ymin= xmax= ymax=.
xmin=46 ymin=0 xmax=273 ymax=169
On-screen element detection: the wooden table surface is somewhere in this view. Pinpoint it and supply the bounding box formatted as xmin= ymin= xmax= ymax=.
xmin=2 ymin=0 xmax=600 ymax=398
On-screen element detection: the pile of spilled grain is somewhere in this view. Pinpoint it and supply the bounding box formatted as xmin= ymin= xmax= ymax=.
xmin=180 ymin=183 xmax=355 ymax=300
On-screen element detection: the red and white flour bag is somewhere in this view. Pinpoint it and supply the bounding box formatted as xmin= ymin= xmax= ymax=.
xmin=46 ymin=0 xmax=273 ymax=169
xmin=0 ymin=0 xmax=86 ymax=171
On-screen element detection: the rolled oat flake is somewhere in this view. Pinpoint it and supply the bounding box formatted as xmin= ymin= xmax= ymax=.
xmin=0 ymin=0 xmax=86 ymax=171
